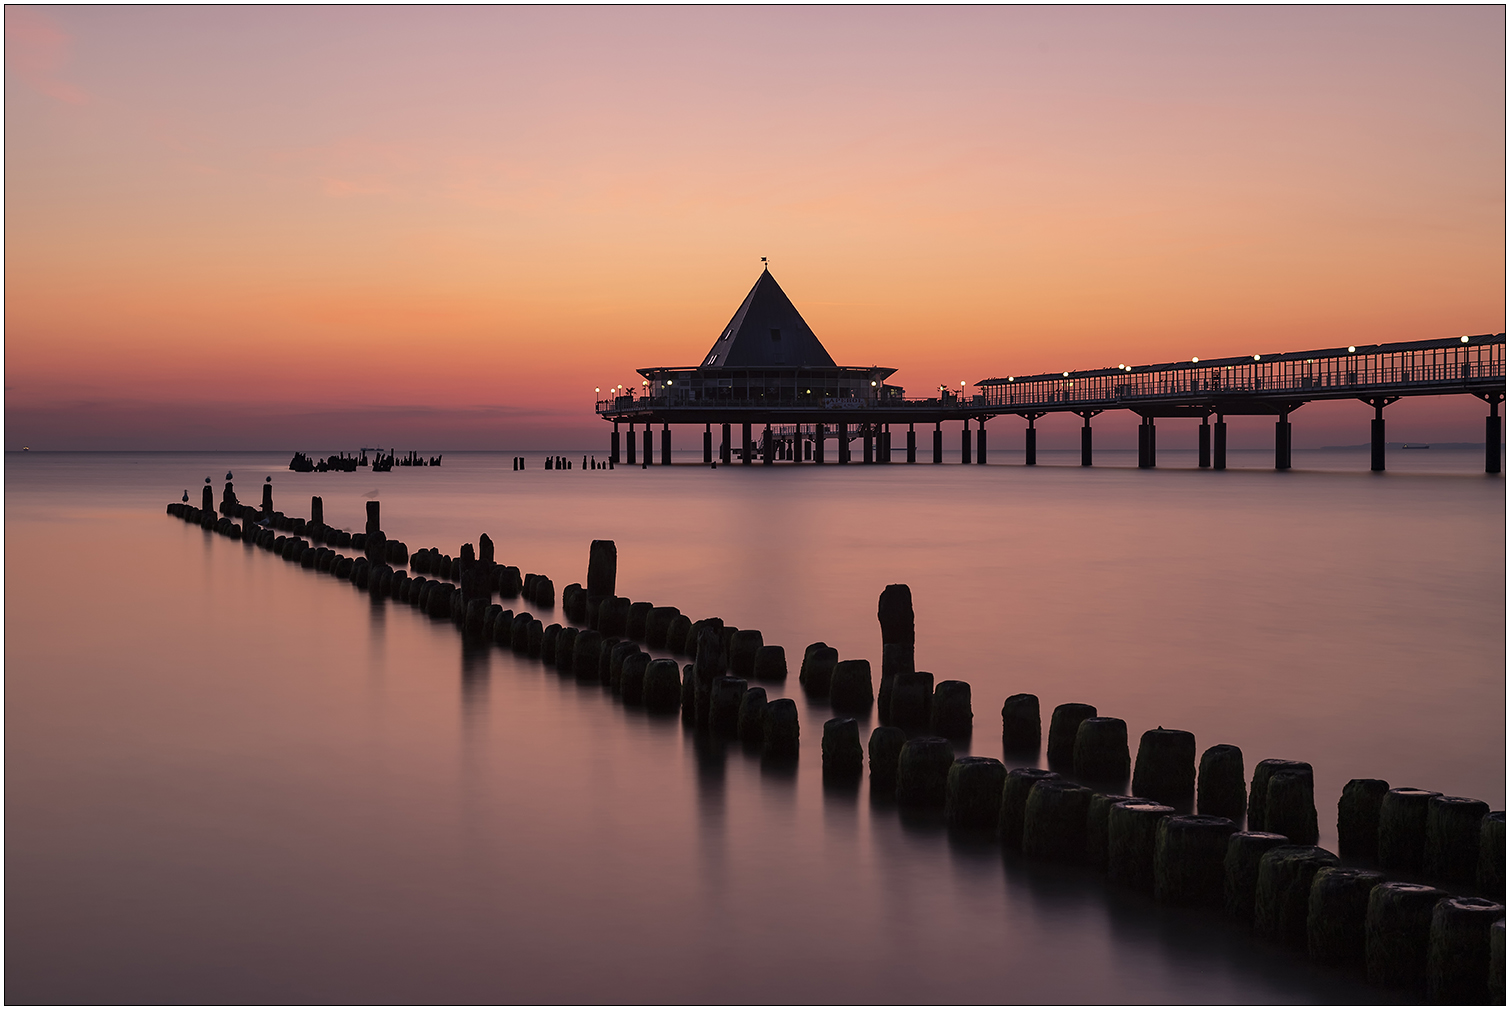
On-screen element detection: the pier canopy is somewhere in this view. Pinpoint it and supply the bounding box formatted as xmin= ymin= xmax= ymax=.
xmin=613 ymin=268 xmax=900 ymax=418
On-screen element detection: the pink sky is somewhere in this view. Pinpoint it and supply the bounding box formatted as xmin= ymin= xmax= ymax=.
xmin=5 ymin=6 xmax=1503 ymax=450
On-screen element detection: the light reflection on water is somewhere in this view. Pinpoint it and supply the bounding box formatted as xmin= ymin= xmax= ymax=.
xmin=6 ymin=449 xmax=1497 ymax=1003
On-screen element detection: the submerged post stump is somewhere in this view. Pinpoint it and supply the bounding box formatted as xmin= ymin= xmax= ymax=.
xmin=573 ymin=630 xmax=603 ymax=682
xmin=877 ymin=584 xmax=915 ymax=724
xmin=1365 ymin=882 xmax=1447 ymax=993
xmin=541 ymin=623 xmax=562 ymax=664
xmin=608 ymin=641 xmax=637 ymax=693
xmin=1223 ymin=831 xmax=1290 ymax=922
xmin=1073 ymin=717 xmax=1130 ymax=782
xmin=1424 ymin=794 xmax=1491 ymax=884
xmin=762 ymin=698 xmax=799 ymax=760
xmin=1023 ymin=780 xmax=1094 ymax=861
xmin=1428 ymin=896 xmax=1504 ymax=1004
xmin=737 ymin=687 xmax=767 ymax=745
xmin=1087 ymin=793 xmax=1139 ymax=869
xmin=822 ymin=718 xmax=864 ymax=779
xmin=800 ymin=644 xmax=838 ymax=697
xmin=1379 ymin=787 xmax=1443 ymax=873
xmin=1481 ymin=811 xmax=1506 ymax=900
xmin=868 ymin=726 xmax=907 ymax=795
xmin=642 ymin=659 xmax=682 ymax=713
xmin=620 ymin=651 xmax=651 ymax=705
xmin=626 ymin=602 xmax=653 ymax=641
xmin=896 ymin=736 xmax=954 ymax=807
xmin=1000 ymin=768 xmax=1061 ymax=850
xmin=709 ymin=676 xmax=747 ymax=734
xmin=752 ymin=645 xmax=787 ymax=682
xmin=729 ymin=630 xmax=763 ymax=679
xmin=1254 ymin=845 xmax=1339 ymax=946
xmin=644 ymin=606 xmax=680 ymax=649
xmin=1001 ymin=693 xmax=1041 ymax=755
xmin=1337 ymin=778 xmax=1390 ymax=860
xmin=1197 ymin=744 xmax=1246 ymax=823
xmin=890 ymin=671 xmax=934 ymax=733
xmin=1265 ymin=766 xmax=1319 ymax=845
xmin=1047 ymin=703 xmax=1096 ymax=767
xmin=1132 ymin=728 xmax=1196 ymax=807
xmin=1491 ymin=918 xmax=1506 ymax=1004
xmin=930 ymin=680 xmax=972 ymax=738
xmin=1107 ymin=801 xmax=1174 ymax=891
xmin=946 ymin=756 xmax=1007 ymax=833
xmin=1306 ymin=866 xmax=1385 ymax=967
xmin=1248 ymin=758 xmax=1309 ymax=832
xmin=1155 ymin=815 xmax=1237 ymax=907
xmin=829 ymin=659 xmax=874 ymax=713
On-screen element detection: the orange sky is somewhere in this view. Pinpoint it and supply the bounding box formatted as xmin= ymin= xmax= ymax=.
xmin=5 ymin=6 xmax=1504 ymax=449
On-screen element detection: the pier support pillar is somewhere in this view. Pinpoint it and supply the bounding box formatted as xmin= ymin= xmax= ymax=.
xmin=612 ymin=423 xmax=621 ymax=464
xmin=882 ymin=425 xmax=892 ymax=463
xmin=977 ymin=419 xmax=988 ymax=463
xmin=627 ymin=424 xmax=636 ymax=465
xmin=1362 ymin=397 xmax=1397 ymax=473
xmin=839 ymin=424 xmax=850 ymax=464
xmin=961 ymin=422 xmax=971 ymax=464
xmin=1198 ymin=418 xmax=1211 ymax=468
xmin=862 ymin=424 xmax=873 ymax=464
xmin=1023 ymin=414 xmax=1045 ymax=465
xmin=815 ymin=423 xmax=826 ymax=464
xmin=1214 ymin=416 xmax=1227 ymax=470
xmin=907 ymin=423 xmax=917 ymax=463
xmin=1137 ymin=418 xmax=1158 ymax=468
xmin=703 ymin=424 xmax=712 ymax=464
xmin=1076 ymin=410 xmax=1099 ymax=466
xmin=644 ymin=426 xmax=654 ymax=466
xmin=763 ymin=424 xmax=774 ymax=465
xmin=1275 ymin=413 xmax=1292 ymax=471
xmin=662 ymin=424 xmax=672 ymax=465
xmin=721 ymin=423 xmax=731 ymax=464
xmin=742 ymin=423 xmax=752 ymax=464
xmin=1486 ymin=396 xmax=1503 ymax=474
xmin=933 ymin=423 xmax=943 ymax=463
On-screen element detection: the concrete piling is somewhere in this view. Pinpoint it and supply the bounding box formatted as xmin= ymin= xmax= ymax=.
xmin=620 ymin=651 xmax=651 ymax=704
xmin=1365 ymin=882 xmax=1447 ymax=993
xmin=1155 ymin=815 xmax=1238 ymax=907
xmin=1196 ymin=744 xmax=1246 ymax=823
xmin=643 ymin=659 xmax=682 ymax=712
xmin=762 ymin=698 xmax=800 ymax=760
xmin=1222 ymin=832 xmax=1293 ymax=922
xmin=822 ymin=718 xmax=865 ymax=779
xmin=1480 ymin=811 xmax=1506 ymax=900
xmin=890 ymin=671 xmax=934 ymax=732
xmin=1000 ymin=768 xmax=1061 ymax=850
xmin=1001 ymin=694 xmax=1041 ymax=754
xmin=1131 ymin=728 xmax=1196 ymax=806
xmin=930 ymin=680 xmax=972 ymax=738
xmin=896 ymin=736 xmax=954 ymax=806
xmin=1337 ymin=778 xmax=1390 ymax=861
xmin=737 ymin=687 xmax=767 ymax=745
xmin=1107 ymin=801 xmax=1175 ymax=891
xmin=1265 ymin=766 xmax=1319 ymax=845
xmin=1047 ymin=703 xmax=1097 ymax=767
xmin=752 ymin=645 xmax=786 ymax=682
xmin=868 ymin=727 xmax=907 ymax=795
xmin=1306 ymin=866 xmax=1385 ymax=967
xmin=829 ymin=659 xmax=874 ymax=713
xmin=1428 ymin=896 xmax=1505 ymax=1004
xmin=946 ymin=756 xmax=1007 ymax=832
xmin=1379 ymin=787 xmax=1443 ymax=873
xmin=1023 ymin=780 xmax=1094 ymax=861
xmin=709 ymin=676 xmax=747 ymax=734
xmin=1424 ymin=795 xmax=1492 ymax=883
xmin=1073 ymin=717 xmax=1130 ymax=781
xmin=1254 ymin=845 xmax=1339 ymax=944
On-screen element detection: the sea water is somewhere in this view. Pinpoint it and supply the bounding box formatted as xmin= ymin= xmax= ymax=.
xmin=6 ymin=449 xmax=1501 ymax=1002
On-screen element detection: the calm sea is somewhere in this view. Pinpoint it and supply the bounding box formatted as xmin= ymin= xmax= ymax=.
xmin=7 ymin=448 xmax=1502 ymax=1003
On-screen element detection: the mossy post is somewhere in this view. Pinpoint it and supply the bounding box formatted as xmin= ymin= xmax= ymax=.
xmin=800 ymin=644 xmax=838 ymax=698
xmin=692 ymin=621 xmax=726 ymax=721
xmin=930 ymin=680 xmax=972 ymax=738
xmin=1154 ymin=815 xmax=1237 ymax=907
xmin=1107 ymin=801 xmax=1175 ymax=892
xmin=877 ymin=584 xmax=914 ymax=724
xmin=1264 ymin=766 xmax=1318 ymax=845
xmin=1046 ymin=703 xmax=1096 ymax=767
xmin=737 ymin=687 xmax=767 ymax=746
xmin=1000 ymin=768 xmax=1061 ymax=850
xmin=1087 ymin=794 xmax=1139 ymax=869
xmin=587 ymin=539 xmax=616 ymax=627
xmin=1196 ymin=744 xmax=1245 ymax=823
xmin=1306 ymin=866 xmax=1385 ymax=967
xmin=1423 ymin=795 xmax=1491 ymax=883
xmin=1378 ymin=787 xmax=1443 ymax=873
xmin=1073 ymin=717 xmax=1130 ymax=782
xmin=642 ymin=658 xmax=682 ymax=713
xmin=1365 ymin=882 xmax=1446 ymax=993
xmin=822 ymin=718 xmax=864 ymax=779
xmin=1253 ymin=845 xmax=1339 ymax=945
xmin=946 ymin=756 xmax=1007 ymax=833
xmin=752 ymin=645 xmax=786 ymax=682
xmin=890 ymin=671 xmax=934 ymax=733
xmin=1001 ymin=693 xmax=1041 ymax=755
xmin=830 ymin=659 xmax=874 ymax=713
xmin=1428 ymin=896 xmax=1505 ymax=1004
xmin=868 ymin=727 xmax=906 ymax=796
xmin=762 ymin=698 xmax=799 ymax=760
xmin=1248 ymin=758 xmax=1308 ymax=831
xmin=1337 ymin=778 xmax=1390 ymax=860
xmin=1023 ymin=780 xmax=1094 ymax=861
xmin=896 ymin=736 xmax=954 ymax=807
xmin=1480 ymin=811 xmax=1506 ymax=900
xmin=1131 ymin=728 xmax=1196 ymax=807
xmin=1223 ymin=831 xmax=1289 ymax=922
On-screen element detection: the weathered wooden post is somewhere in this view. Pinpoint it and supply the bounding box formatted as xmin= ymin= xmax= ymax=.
xmin=877 ymin=584 xmax=914 ymax=724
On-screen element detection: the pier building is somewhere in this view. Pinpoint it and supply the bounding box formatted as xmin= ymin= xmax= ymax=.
xmin=597 ymin=270 xmax=1506 ymax=472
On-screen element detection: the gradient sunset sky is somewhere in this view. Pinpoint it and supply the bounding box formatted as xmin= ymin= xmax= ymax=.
xmin=6 ymin=6 xmax=1504 ymax=450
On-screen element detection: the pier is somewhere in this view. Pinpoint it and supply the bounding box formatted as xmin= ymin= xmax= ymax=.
xmin=597 ymin=271 xmax=1505 ymax=472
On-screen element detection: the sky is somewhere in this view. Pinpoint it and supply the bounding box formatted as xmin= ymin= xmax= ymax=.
xmin=5 ymin=6 xmax=1504 ymax=451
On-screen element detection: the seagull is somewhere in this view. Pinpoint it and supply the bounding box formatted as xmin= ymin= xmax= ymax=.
xmin=182 ymin=490 xmax=189 ymax=502
xmin=226 ymin=471 xmax=233 ymax=480
xmin=205 ymin=477 xmax=212 ymax=484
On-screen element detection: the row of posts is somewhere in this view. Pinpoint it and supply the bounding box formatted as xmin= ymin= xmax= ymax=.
xmin=611 ymin=398 xmax=1504 ymax=474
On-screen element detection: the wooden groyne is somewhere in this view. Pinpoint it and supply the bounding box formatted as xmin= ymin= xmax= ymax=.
xmin=167 ymin=488 xmax=1504 ymax=1003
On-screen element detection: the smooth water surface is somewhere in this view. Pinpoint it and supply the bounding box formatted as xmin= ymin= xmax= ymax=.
xmin=7 ymin=449 xmax=1501 ymax=1003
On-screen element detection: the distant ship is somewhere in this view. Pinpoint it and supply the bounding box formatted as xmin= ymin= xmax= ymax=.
xmin=1401 ymin=443 xmax=1430 ymax=449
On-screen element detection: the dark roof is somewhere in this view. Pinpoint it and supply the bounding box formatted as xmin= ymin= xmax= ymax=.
xmin=698 ymin=269 xmax=837 ymax=369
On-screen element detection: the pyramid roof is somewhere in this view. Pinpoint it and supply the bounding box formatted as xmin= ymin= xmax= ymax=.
xmin=697 ymin=269 xmax=837 ymax=369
